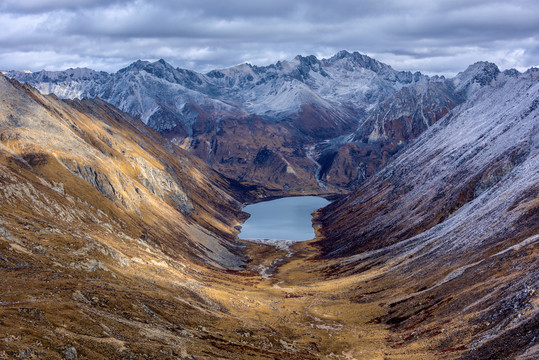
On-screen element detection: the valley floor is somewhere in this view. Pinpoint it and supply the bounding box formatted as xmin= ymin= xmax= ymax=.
xmin=2 ymin=224 xmax=538 ymax=360
xmin=0 ymin=237 xmax=468 ymax=360
xmin=203 ymin=239 xmax=450 ymax=360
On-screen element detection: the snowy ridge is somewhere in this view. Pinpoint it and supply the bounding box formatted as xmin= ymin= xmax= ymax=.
xmin=321 ymin=69 xmax=539 ymax=257
xmin=5 ymin=51 xmax=430 ymax=134
xmin=6 ymin=52 xmax=516 ymax=140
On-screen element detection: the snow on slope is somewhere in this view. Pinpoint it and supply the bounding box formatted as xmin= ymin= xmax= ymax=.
xmin=4 ymin=67 xmax=110 ymax=99
xmin=5 ymin=51 xmax=428 ymax=133
xmin=320 ymin=68 xmax=539 ymax=255
xmin=316 ymin=68 xmax=538 ymax=358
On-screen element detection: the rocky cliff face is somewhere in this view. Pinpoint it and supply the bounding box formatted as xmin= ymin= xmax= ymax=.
xmin=316 ymin=69 xmax=539 ymax=358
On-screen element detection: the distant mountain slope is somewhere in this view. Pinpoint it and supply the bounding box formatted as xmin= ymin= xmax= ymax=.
xmin=5 ymin=51 xmax=447 ymax=191
xmin=313 ymin=61 xmax=508 ymax=188
xmin=316 ymin=69 xmax=539 ymax=358
xmin=5 ymin=52 xmax=526 ymax=192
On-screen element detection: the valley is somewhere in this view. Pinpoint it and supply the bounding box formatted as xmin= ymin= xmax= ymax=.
xmin=0 ymin=230 xmax=440 ymax=359
xmin=1 ymin=51 xmax=538 ymax=360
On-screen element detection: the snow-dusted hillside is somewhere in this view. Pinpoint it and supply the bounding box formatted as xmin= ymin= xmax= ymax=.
xmin=320 ymin=68 xmax=539 ymax=253
xmin=317 ymin=69 xmax=539 ymax=358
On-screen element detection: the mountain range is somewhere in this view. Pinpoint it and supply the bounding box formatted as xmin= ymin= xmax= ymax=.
xmin=6 ymin=51 xmax=515 ymax=192
xmin=0 ymin=51 xmax=538 ymax=359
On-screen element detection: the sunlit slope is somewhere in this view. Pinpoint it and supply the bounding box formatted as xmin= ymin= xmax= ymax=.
xmin=0 ymin=75 xmax=253 ymax=267
xmin=0 ymin=75 xmax=261 ymax=358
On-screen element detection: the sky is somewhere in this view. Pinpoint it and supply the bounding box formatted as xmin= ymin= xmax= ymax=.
xmin=1 ymin=0 xmax=538 ymax=76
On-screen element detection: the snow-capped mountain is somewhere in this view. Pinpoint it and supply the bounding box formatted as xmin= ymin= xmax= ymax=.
xmin=4 ymin=67 xmax=110 ymax=99
xmin=6 ymin=52 xmax=531 ymax=191
xmin=7 ymin=51 xmax=427 ymax=135
xmin=303 ymin=60 xmax=521 ymax=188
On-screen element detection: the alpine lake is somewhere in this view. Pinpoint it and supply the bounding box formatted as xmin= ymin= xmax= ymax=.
xmin=239 ymin=196 xmax=330 ymax=241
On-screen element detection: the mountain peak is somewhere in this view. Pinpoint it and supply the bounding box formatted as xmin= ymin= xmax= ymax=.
xmin=153 ymin=58 xmax=174 ymax=68
xmin=454 ymin=61 xmax=500 ymax=95
xmin=331 ymin=50 xmax=369 ymax=61
xmin=462 ymin=61 xmax=499 ymax=75
xmin=294 ymin=54 xmax=320 ymax=64
xmin=118 ymin=60 xmax=151 ymax=73
xmin=146 ymin=58 xmax=176 ymax=70
xmin=334 ymin=49 xmax=352 ymax=59
xmin=326 ymin=50 xmax=390 ymax=73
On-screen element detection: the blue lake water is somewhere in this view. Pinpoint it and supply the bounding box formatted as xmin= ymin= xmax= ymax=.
xmin=239 ymin=196 xmax=330 ymax=241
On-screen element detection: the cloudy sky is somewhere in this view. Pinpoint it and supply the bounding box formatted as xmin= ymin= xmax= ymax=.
xmin=1 ymin=0 xmax=538 ymax=76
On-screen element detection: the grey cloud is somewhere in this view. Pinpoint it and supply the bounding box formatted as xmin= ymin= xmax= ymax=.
xmin=0 ymin=0 xmax=538 ymax=76
xmin=0 ymin=0 xmax=132 ymax=14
